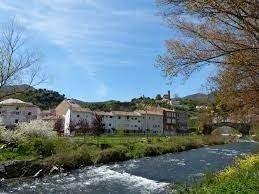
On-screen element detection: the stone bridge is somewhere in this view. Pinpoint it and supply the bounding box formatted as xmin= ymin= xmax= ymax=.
xmin=203 ymin=122 xmax=251 ymax=136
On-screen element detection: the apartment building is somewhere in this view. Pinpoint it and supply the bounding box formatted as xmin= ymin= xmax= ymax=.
xmin=135 ymin=110 xmax=163 ymax=134
xmin=55 ymin=99 xmax=188 ymax=136
xmin=0 ymin=99 xmax=40 ymax=126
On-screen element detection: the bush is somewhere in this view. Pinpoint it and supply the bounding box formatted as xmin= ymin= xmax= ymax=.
xmin=0 ymin=127 xmax=17 ymax=144
xmin=187 ymin=154 xmax=259 ymax=194
xmin=135 ymin=144 xmax=162 ymax=157
xmin=42 ymin=147 xmax=93 ymax=169
xmin=96 ymin=148 xmax=129 ymax=164
xmin=17 ymin=138 xmax=56 ymax=157
xmin=18 ymin=120 xmax=56 ymax=138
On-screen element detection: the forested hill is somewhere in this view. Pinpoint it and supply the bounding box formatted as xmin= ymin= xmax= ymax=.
xmin=0 ymin=85 xmax=214 ymax=111
xmin=0 ymin=85 xmax=65 ymax=110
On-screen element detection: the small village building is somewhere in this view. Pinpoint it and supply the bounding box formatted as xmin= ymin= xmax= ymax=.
xmin=0 ymin=99 xmax=40 ymax=126
xmin=55 ymin=99 xmax=188 ymax=136
xmin=95 ymin=111 xmax=115 ymax=133
xmin=135 ymin=110 xmax=163 ymax=134
xmin=55 ymin=99 xmax=93 ymax=135
xmin=112 ymin=111 xmax=142 ymax=133
xmin=161 ymin=108 xmax=188 ymax=134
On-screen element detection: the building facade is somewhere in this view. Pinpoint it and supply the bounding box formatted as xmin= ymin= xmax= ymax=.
xmin=0 ymin=99 xmax=40 ymax=126
xmin=56 ymin=99 xmax=188 ymax=136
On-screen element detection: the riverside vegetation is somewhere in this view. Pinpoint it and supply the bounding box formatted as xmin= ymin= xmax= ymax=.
xmin=0 ymin=120 xmax=232 ymax=179
xmin=174 ymin=154 xmax=259 ymax=194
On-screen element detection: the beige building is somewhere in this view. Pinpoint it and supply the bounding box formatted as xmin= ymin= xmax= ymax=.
xmin=0 ymin=99 xmax=40 ymax=126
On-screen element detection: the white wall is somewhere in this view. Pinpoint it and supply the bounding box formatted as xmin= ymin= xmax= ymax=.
xmin=64 ymin=109 xmax=71 ymax=136
xmin=101 ymin=115 xmax=116 ymax=132
xmin=114 ymin=115 xmax=142 ymax=132
xmin=70 ymin=111 xmax=93 ymax=124
xmin=142 ymin=115 xmax=163 ymax=134
xmin=0 ymin=105 xmax=38 ymax=126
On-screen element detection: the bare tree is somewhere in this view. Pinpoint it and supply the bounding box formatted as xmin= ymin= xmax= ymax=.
xmin=0 ymin=19 xmax=45 ymax=99
xmin=91 ymin=113 xmax=105 ymax=146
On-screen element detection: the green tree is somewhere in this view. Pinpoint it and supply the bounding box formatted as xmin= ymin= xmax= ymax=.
xmin=155 ymin=94 xmax=162 ymax=100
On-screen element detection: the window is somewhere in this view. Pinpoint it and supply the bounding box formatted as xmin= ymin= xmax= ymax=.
xmin=16 ymin=112 xmax=20 ymax=115
xmin=138 ymin=120 xmax=140 ymax=123
xmin=0 ymin=111 xmax=1 ymax=114
xmin=135 ymin=118 xmax=137 ymax=120
xmin=109 ymin=124 xmax=111 ymax=126
xmin=28 ymin=112 xmax=32 ymax=116
xmin=127 ymin=116 xmax=129 ymax=120
xmin=15 ymin=119 xmax=19 ymax=124
xmin=135 ymin=125 xmax=137 ymax=127
xmin=110 ymin=116 xmax=113 ymax=118
xmin=16 ymin=107 xmax=19 ymax=110
xmin=77 ymin=115 xmax=80 ymax=118
xmin=118 ymin=116 xmax=121 ymax=119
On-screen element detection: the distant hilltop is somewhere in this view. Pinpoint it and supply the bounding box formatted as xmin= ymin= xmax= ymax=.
xmin=0 ymin=85 xmax=215 ymax=111
xmin=182 ymin=92 xmax=215 ymax=103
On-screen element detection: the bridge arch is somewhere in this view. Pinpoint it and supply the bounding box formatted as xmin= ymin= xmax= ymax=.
xmin=203 ymin=122 xmax=251 ymax=136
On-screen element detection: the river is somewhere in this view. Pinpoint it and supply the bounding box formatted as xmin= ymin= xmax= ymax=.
xmin=0 ymin=142 xmax=258 ymax=194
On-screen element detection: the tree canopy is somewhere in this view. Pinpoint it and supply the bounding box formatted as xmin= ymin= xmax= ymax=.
xmin=156 ymin=0 xmax=258 ymax=120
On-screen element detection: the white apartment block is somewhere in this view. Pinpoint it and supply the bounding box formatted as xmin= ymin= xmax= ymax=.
xmin=135 ymin=110 xmax=163 ymax=134
xmin=0 ymin=99 xmax=40 ymax=126
xmin=55 ymin=99 xmax=188 ymax=136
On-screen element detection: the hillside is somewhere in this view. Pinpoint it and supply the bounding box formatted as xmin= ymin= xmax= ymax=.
xmin=0 ymin=85 xmax=215 ymax=112
xmin=0 ymin=85 xmax=65 ymax=110
xmin=182 ymin=92 xmax=215 ymax=103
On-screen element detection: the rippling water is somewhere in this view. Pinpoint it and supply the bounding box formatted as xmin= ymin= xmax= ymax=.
xmin=0 ymin=142 xmax=258 ymax=194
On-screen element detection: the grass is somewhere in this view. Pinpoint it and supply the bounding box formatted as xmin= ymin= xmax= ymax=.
xmin=0 ymin=134 xmax=228 ymax=163
xmin=0 ymin=134 xmax=229 ymax=177
xmin=175 ymin=154 xmax=259 ymax=194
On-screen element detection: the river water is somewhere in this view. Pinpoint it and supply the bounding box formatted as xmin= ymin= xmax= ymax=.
xmin=0 ymin=142 xmax=258 ymax=194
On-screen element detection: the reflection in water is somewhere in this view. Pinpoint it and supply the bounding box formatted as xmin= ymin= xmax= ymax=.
xmin=1 ymin=142 xmax=258 ymax=194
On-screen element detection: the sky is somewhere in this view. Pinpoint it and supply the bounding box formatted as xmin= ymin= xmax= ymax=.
xmin=0 ymin=0 xmax=214 ymax=102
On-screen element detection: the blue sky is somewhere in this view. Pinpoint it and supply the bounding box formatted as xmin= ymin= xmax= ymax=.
xmin=0 ymin=0 xmax=213 ymax=102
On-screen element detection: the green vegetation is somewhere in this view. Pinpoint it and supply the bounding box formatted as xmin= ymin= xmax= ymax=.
xmin=0 ymin=86 xmax=65 ymax=110
xmin=175 ymin=154 xmax=259 ymax=194
xmin=0 ymin=134 xmax=228 ymax=168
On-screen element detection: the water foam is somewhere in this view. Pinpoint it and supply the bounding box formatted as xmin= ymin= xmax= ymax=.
xmin=85 ymin=166 xmax=169 ymax=193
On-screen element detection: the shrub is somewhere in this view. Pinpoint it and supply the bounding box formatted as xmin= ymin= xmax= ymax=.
xmin=18 ymin=120 xmax=57 ymax=138
xmin=33 ymin=138 xmax=56 ymax=157
xmin=0 ymin=127 xmax=19 ymax=144
xmin=96 ymin=148 xmax=129 ymax=164
xmin=17 ymin=138 xmax=56 ymax=157
xmin=135 ymin=144 xmax=162 ymax=157
xmin=42 ymin=147 xmax=93 ymax=169
xmin=187 ymin=154 xmax=259 ymax=194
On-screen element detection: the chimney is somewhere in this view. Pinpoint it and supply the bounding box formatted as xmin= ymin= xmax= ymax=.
xmin=168 ymin=90 xmax=171 ymax=100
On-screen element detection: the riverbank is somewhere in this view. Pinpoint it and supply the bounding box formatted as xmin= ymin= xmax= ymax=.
xmin=0 ymin=134 xmax=232 ymax=179
xmin=174 ymin=153 xmax=259 ymax=193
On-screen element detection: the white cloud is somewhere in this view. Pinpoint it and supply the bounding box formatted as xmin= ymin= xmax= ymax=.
xmin=0 ymin=0 xmax=160 ymax=98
